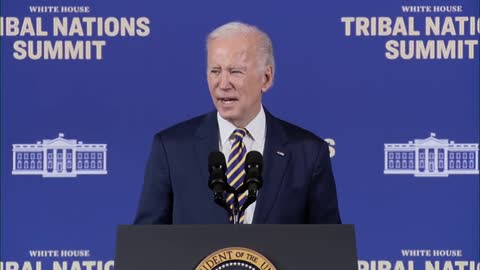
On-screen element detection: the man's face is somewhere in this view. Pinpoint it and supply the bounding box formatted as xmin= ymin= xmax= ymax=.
xmin=207 ymin=34 xmax=272 ymax=128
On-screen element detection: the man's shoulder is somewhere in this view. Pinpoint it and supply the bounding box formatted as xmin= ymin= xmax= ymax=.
xmin=271 ymin=114 xmax=328 ymax=146
xmin=153 ymin=112 xmax=214 ymax=141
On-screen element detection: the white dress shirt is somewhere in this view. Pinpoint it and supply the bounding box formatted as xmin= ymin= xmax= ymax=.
xmin=217 ymin=106 xmax=266 ymax=224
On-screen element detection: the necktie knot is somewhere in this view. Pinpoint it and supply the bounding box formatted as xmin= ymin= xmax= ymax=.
xmin=232 ymin=128 xmax=247 ymax=140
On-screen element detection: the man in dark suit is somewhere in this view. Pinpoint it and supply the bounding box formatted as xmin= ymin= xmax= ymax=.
xmin=134 ymin=22 xmax=341 ymax=224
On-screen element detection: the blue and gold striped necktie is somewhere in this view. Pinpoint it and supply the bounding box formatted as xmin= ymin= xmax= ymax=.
xmin=226 ymin=128 xmax=248 ymax=223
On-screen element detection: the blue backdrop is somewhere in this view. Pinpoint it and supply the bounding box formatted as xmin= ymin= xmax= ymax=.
xmin=1 ymin=0 xmax=479 ymax=269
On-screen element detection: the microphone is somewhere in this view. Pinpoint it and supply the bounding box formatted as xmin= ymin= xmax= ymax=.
xmin=240 ymin=151 xmax=263 ymax=212
xmin=245 ymin=151 xmax=263 ymax=193
xmin=208 ymin=151 xmax=236 ymax=220
xmin=208 ymin=151 xmax=230 ymax=197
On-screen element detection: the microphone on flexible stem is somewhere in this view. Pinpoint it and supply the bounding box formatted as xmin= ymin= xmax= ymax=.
xmin=239 ymin=150 xmax=263 ymax=213
xmin=208 ymin=151 xmax=234 ymax=213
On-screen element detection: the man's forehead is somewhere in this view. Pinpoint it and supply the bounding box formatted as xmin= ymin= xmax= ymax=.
xmin=207 ymin=37 xmax=256 ymax=61
xmin=209 ymin=47 xmax=249 ymax=58
xmin=208 ymin=33 xmax=258 ymax=50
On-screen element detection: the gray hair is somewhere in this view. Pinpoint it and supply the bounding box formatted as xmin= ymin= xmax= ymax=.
xmin=206 ymin=22 xmax=275 ymax=80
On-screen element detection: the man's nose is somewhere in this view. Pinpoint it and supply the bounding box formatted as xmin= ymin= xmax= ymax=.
xmin=219 ymin=72 xmax=231 ymax=90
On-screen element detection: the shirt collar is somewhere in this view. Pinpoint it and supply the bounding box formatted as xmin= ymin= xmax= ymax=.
xmin=217 ymin=106 xmax=266 ymax=144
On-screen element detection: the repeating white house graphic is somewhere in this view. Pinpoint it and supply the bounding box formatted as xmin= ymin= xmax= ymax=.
xmin=12 ymin=133 xmax=107 ymax=178
xmin=384 ymin=133 xmax=479 ymax=177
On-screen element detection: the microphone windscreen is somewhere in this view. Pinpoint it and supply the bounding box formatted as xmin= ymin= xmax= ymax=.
xmin=208 ymin=151 xmax=226 ymax=171
xmin=246 ymin=151 xmax=263 ymax=168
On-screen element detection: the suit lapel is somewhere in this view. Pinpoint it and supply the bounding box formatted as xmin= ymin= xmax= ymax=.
xmin=253 ymin=110 xmax=290 ymax=223
xmin=194 ymin=111 xmax=220 ymax=189
xmin=194 ymin=112 xmax=231 ymax=223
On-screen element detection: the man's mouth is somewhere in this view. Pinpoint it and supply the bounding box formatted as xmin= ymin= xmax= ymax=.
xmin=219 ymin=98 xmax=238 ymax=104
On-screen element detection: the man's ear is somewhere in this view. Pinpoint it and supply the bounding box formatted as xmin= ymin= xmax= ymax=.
xmin=261 ymin=65 xmax=274 ymax=93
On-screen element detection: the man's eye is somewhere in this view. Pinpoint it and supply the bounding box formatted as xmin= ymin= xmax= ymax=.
xmin=210 ymin=69 xmax=220 ymax=74
xmin=231 ymin=70 xmax=243 ymax=74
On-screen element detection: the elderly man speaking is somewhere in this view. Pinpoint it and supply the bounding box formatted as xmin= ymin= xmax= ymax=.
xmin=134 ymin=22 xmax=341 ymax=225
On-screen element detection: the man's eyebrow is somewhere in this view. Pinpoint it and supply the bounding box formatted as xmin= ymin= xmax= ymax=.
xmin=227 ymin=66 xmax=247 ymax=70
xmin=207 ymin=65 xmax=247 ymax=70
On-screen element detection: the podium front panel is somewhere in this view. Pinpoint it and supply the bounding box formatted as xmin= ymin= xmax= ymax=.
xmin=115 ymin=224 xmax=358 ymax=270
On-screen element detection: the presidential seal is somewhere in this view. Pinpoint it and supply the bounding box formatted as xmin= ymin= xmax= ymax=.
xmin=196 ymin=247 xmax=277 ymax=270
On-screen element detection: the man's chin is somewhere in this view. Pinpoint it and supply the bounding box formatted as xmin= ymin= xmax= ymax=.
xmin=218 ymin=111 xmax=236 ymax=121
xmin=217 ymin=109 xmax=241 ymax=123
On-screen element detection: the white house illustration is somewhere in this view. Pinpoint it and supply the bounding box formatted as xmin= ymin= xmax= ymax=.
xmin=384 ymin=133 xmax=479 ymax=177
xmin=12 ymin=133 xmax=107 ymax=178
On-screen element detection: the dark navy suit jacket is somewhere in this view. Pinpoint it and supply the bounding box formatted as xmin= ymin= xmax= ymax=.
xmin=134 ymin=109 xmax=341 ymax=224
